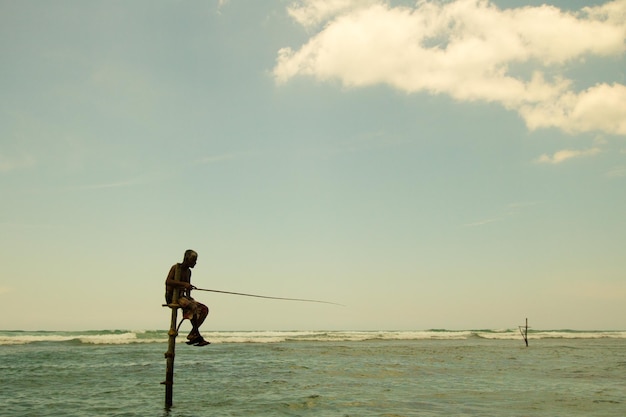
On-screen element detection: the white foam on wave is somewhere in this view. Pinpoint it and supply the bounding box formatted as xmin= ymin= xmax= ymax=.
xmin=475 ymin=332 xmax=522 ymax=340
xmin=78 ymin=332 xmax=138 ymax=344
xmin=2 ymin=329 xmax=625 ymax=345
xmin=0 ymin=331 xmax=151 ymax=345
xmin=530 ymin=331 xmax=626 ymax=339
xmin=0 ymin=334 xmax=76 ymax=345
xmin=202 ymin=330 xmax=477 ymax=343
xmin=202 ymin=330 xmax=320 ymax=344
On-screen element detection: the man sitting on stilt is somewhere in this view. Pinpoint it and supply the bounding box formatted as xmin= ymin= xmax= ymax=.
xmin=165 ymin=249 xmax=210 ymax=346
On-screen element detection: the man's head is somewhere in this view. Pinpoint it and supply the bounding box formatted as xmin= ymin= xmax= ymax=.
xmin=183 ymin=249 xmax=198 ymax=268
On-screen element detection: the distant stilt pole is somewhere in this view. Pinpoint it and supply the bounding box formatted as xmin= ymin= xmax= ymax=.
xmin=163 ymin=288 xmax=180 ymax=408
xmin=525 ymin=317 xmax=529 ymax=347
xmin=519 ymin=318 xmax=529 ymax=347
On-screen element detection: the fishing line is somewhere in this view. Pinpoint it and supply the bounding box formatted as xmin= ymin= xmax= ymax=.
xmin=192 ymin=287 xmax=345 ymax=307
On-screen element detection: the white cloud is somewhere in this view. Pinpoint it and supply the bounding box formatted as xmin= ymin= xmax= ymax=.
xmin=275 ymin=0 xmax=626 ymax=135
xmin=286 ymin=0 xmax=381 ymax=28
xmin=535 ymin=147 xmax=601 ymax=164
xmin=519 ymin=83 xmax=626 ymax=134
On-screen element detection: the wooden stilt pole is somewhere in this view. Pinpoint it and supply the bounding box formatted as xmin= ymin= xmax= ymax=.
xmin=524 ymin=318 xmax=529 ymax=347
xmin=163 ymin=287 xmax=180 ymax=408
xmin=519 ymin=317 xmax=529 ymax=347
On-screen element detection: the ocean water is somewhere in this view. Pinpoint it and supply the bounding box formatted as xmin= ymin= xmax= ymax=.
xmin=1 ymin=330 xmax=624 ymax=416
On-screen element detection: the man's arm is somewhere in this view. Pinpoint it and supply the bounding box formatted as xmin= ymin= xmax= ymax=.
xmin=165 ymin=264 xmax=193 ymax=290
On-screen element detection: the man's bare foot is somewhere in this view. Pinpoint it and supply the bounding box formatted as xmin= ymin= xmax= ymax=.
xmin=186 ymin=336 xmax=203 ymax=345
xmin=194 ymin=338 xmax=210 ymax=346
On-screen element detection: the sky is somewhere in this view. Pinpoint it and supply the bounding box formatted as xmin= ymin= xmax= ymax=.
xmin=1 ymin=0 xmax=625 ymax=331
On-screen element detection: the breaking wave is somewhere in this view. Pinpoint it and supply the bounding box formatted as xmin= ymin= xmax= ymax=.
xmin=1 ymin=329 xmax=624 ymax=345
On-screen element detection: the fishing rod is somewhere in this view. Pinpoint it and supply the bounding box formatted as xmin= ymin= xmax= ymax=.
xmin=191 ymin=286 xmax=345 ymax=307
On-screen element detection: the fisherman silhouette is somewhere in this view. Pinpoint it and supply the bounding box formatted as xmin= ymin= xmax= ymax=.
xmin=164 ymin=250 xmax=210 ymax=346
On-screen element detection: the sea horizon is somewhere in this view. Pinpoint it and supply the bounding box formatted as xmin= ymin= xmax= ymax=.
xmin=2 ymin=328 xmax=625 ymax=346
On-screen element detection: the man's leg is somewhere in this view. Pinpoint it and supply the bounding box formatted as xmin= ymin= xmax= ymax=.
xmin=189 ymin=303 xmax=210 ymax=346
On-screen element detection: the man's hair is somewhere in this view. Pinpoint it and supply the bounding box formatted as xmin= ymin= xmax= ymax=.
xmin=184 ymin=249 xmax=198 ymax=261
